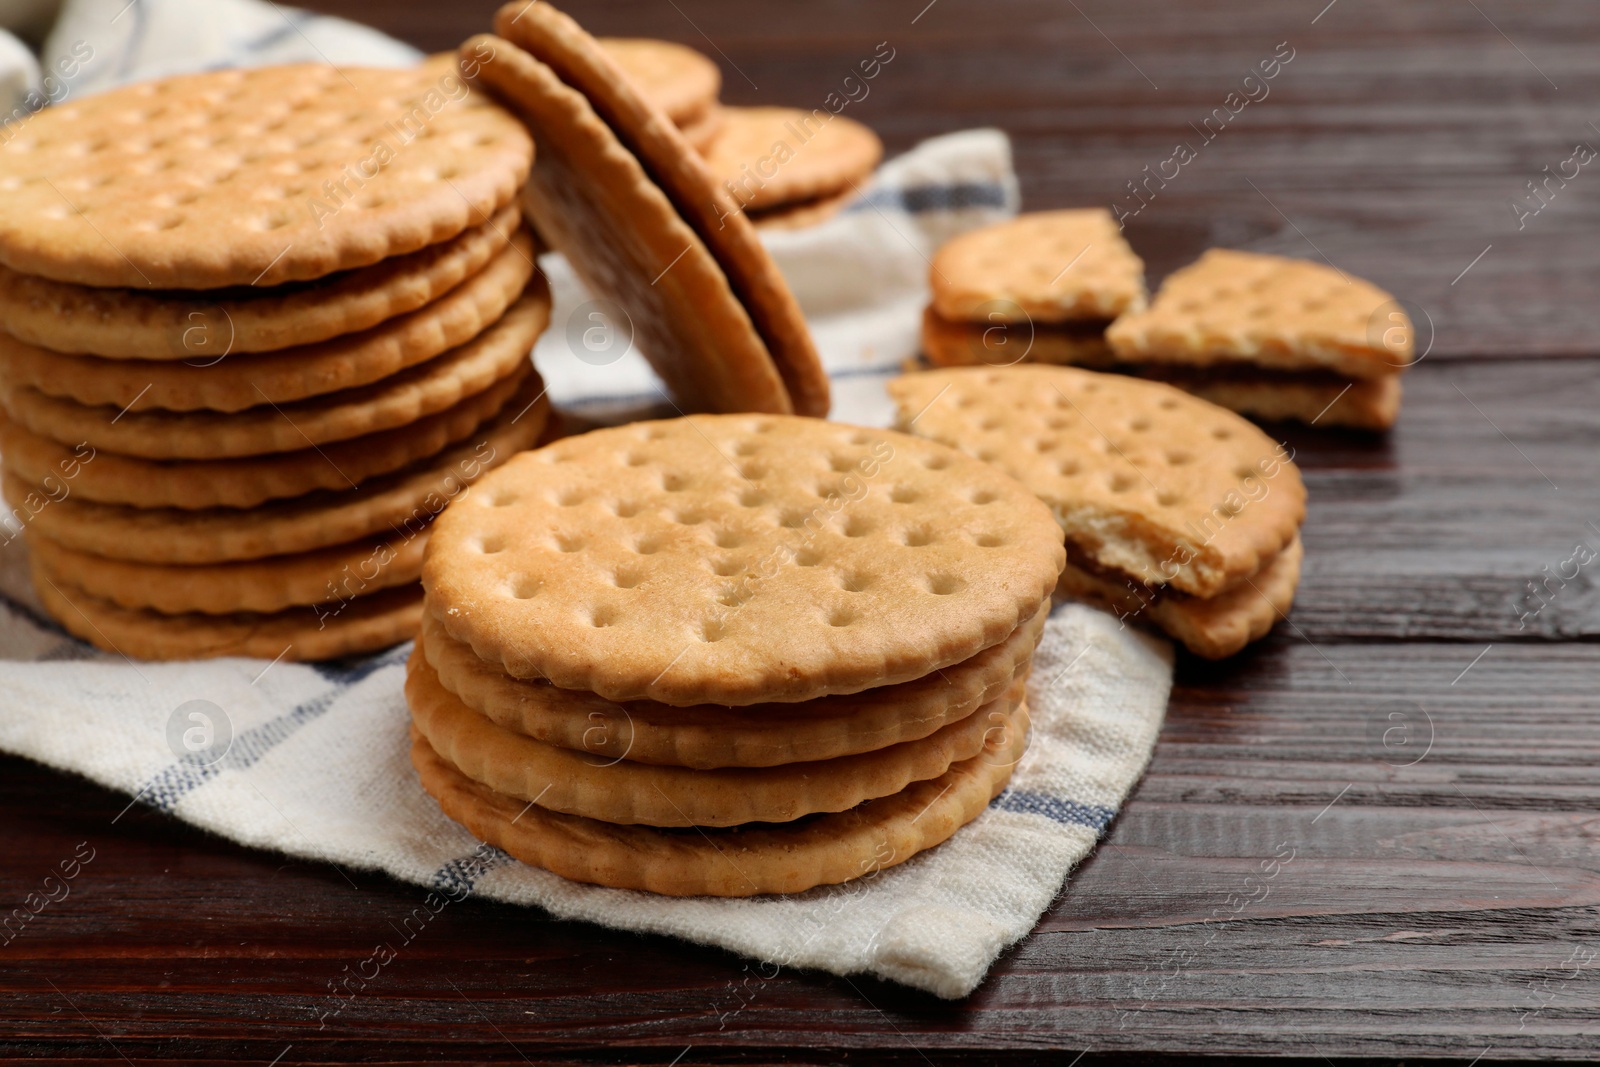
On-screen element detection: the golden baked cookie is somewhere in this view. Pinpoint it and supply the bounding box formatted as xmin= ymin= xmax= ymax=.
xmin=700 ymin=105 xmax=882 ymax=212
xmin=34 ymin=568 xmax=423 ymax=662
xmin=1166 ymin=371 xmax=1402 ymax=432
xmin=466 ymin=33 xmax=794 ymax=415
xmin=419 ymin=603 xmax=1044 ymax=768
xmin=920 ymin=306 xmax=1117 ymax=369
xmin=423 ymin=414 xmax=1065 ymax=705
xmin=930 ymin=209 xmax=1147 ymax=325
xmin=1058 ymin=534 xmax=1303 ymax=659
xmin=29 ymin=529 xmax=427 ymax=615
xmin=598 ymin=36 xmax=720 ymax=127
xmin=0 ymin=231 xmax=535 ymax=413
xmin=1106 ymin=249 xmax=1414 ymax=378
xmin=1 ymin=363 xmax=538 ymax=510
xmin=409 ymin=698 xmax=1027 ymax=896
xmin=0 ymin=205 xmax=522 ymax=359
xmin=3 ymin=389 xmax=550 ymax=563
xmin=488 ymin=8 xmax=830 ymax=417
xmin=2 ymin=283 xmax=547 ymax=459
xmin=0 ymin=65 xmax=531 ymax=287
xmin=887 ymin=365 xmax=1304 ymax=599
xmin=0 ymin=64 xmax=531 ymax=289
xmin=408 ymin=645 xmax=1021 ymax=826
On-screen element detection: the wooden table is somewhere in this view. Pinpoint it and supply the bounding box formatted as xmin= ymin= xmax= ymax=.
xmin=5 ymin=1 xmax=1598 ymax=1061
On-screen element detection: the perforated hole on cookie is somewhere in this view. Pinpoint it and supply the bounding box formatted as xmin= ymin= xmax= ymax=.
xmin=839 ymin=515 xmax=874 ymax=539
xmin=737 ymin=487 xmax=767 ymax=508
xmin=589 ymin=604 xmax=621 ymax=628
xmin=1109 ymin=472 xmax=1136 ymax=493
xmin=889 ymin=485 xmax=920 ymax=504
xmin=478 ymin=535 xmax=507 ymax=555
xmin=507 ymin=576 xmax=541 ymax=600
xmin=926 ymin=573 xmax=965 ymax=596
xmin=794 ymin=547 xmax=824 ymax=567
xmin=612 ymin=564 xmax=646 ymax=589
xmin=837 ymin=569 xmax=871 ymax=593
xmin=482 ymin=488 xmax=521 ymax=507
xmin=973 ymin=532 xmax=1007 ymax=548
xmin=826 ymin=604 xmax=858 ymax=627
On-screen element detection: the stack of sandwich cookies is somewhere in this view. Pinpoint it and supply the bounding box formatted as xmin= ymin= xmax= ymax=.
xmin=477 ymin=3 xmax=829 ymax=417
xmin=888 ymin=366 xmax=1307 ymax=659
xmin=599 ymin=37 xmax=723 ymax=151
xmin=1106 ymin=249 xmax=1412 ymax=430
xmin=698 ymin=106 xmax=884 ymax=229
xmin=922 ymin=209 xmax=1147 ymax=369
xmin=411 ymin=414 xmax=1066 ymax=896
xmin=0 ymin=63 xmax=546 ymax=660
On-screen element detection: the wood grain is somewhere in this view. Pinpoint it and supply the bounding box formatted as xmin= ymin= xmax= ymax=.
xmin=4 ymin=0 xmax=1599 ymax=1062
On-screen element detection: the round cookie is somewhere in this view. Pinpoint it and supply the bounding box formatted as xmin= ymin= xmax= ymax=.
xmin=466 ymin=31 xmax=798 ymax=416
xmin=409 ymin=645 xmax=1019 ymax=826
xmin=0 ymin=231 xmax=535 ymax=413
xmin=1 ymin=363 xmax=537 ymax=509
xmin=1105 ymin=248 xmax=1414 ymax=378
xmin=3 ymin=284 xmax=548 ymax=459
xmin=494 ymin=4 xmax=829 ymax=418
xmin=4 ymin=389 xmax=551 ymax=563
xmin=678 ymin=105 xmax=723 ymax=153
xmin=887 ymin=365 xmax=1306 ymax=598
xmin=0 ymin=205 xmax=521 ymax=360
xmin=30 ymin=529 xmax=427 ymax=615
xmin=410 ymin=698 xmax=1028 ymax=896
xmin=0 ymin=64 xmax=531 ymax=289
xmin=422 ymin=414 xmax=1065 ymax=705
xmin=751 ymin=187 xmax=859 ymax=231
xmin=930 ymin=209 xmax=1148 ymax=325
xmin=420 ymin=603 xmax=1043 ymax=768
xmin=699 ymin=106 xmax=882 ymax=211
xmin=34 ymin=568 xmax=423 ymax=662
xmin=598 ymin=37 xmax=720 ymax=127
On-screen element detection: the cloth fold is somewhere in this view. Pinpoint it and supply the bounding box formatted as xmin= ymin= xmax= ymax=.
xmin=0 ymin=0 xmax=1173 ymax=1000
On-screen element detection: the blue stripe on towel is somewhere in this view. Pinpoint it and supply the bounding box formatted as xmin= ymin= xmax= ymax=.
xmin=431 ymin=845 xmax=512 ymax=899
xmin=136 ymin=644 xmax=410 ymax=813
xmin=991 ymin=789 xmax=1116 ymax=832
xmin=852 ymin=181 xmax=1010 ymax=217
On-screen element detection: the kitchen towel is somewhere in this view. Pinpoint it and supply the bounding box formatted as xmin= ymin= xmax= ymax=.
xmin=0 ymin=0 xmax=1173 ymax=1000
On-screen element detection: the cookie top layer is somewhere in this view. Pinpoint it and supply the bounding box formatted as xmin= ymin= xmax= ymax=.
xmin=491 ymin=5 xmax=830 ymax=417
xmin=930 ymin=209 xmax=1147 ymax=325
xmin=0 ymin=64 xmax=531 ymax=289
xmin=423 ymin=415 xmax=1064 ymax=706
xmin=1106 ymin=249 xmax=1412 ymax=378
xmin=701 ymin=105 xmax=883 ymax=211
xmin=888 ymin=366 xmax=1305 ymax=599
xmin=599 ymin=37 xmax=720 ymax=125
